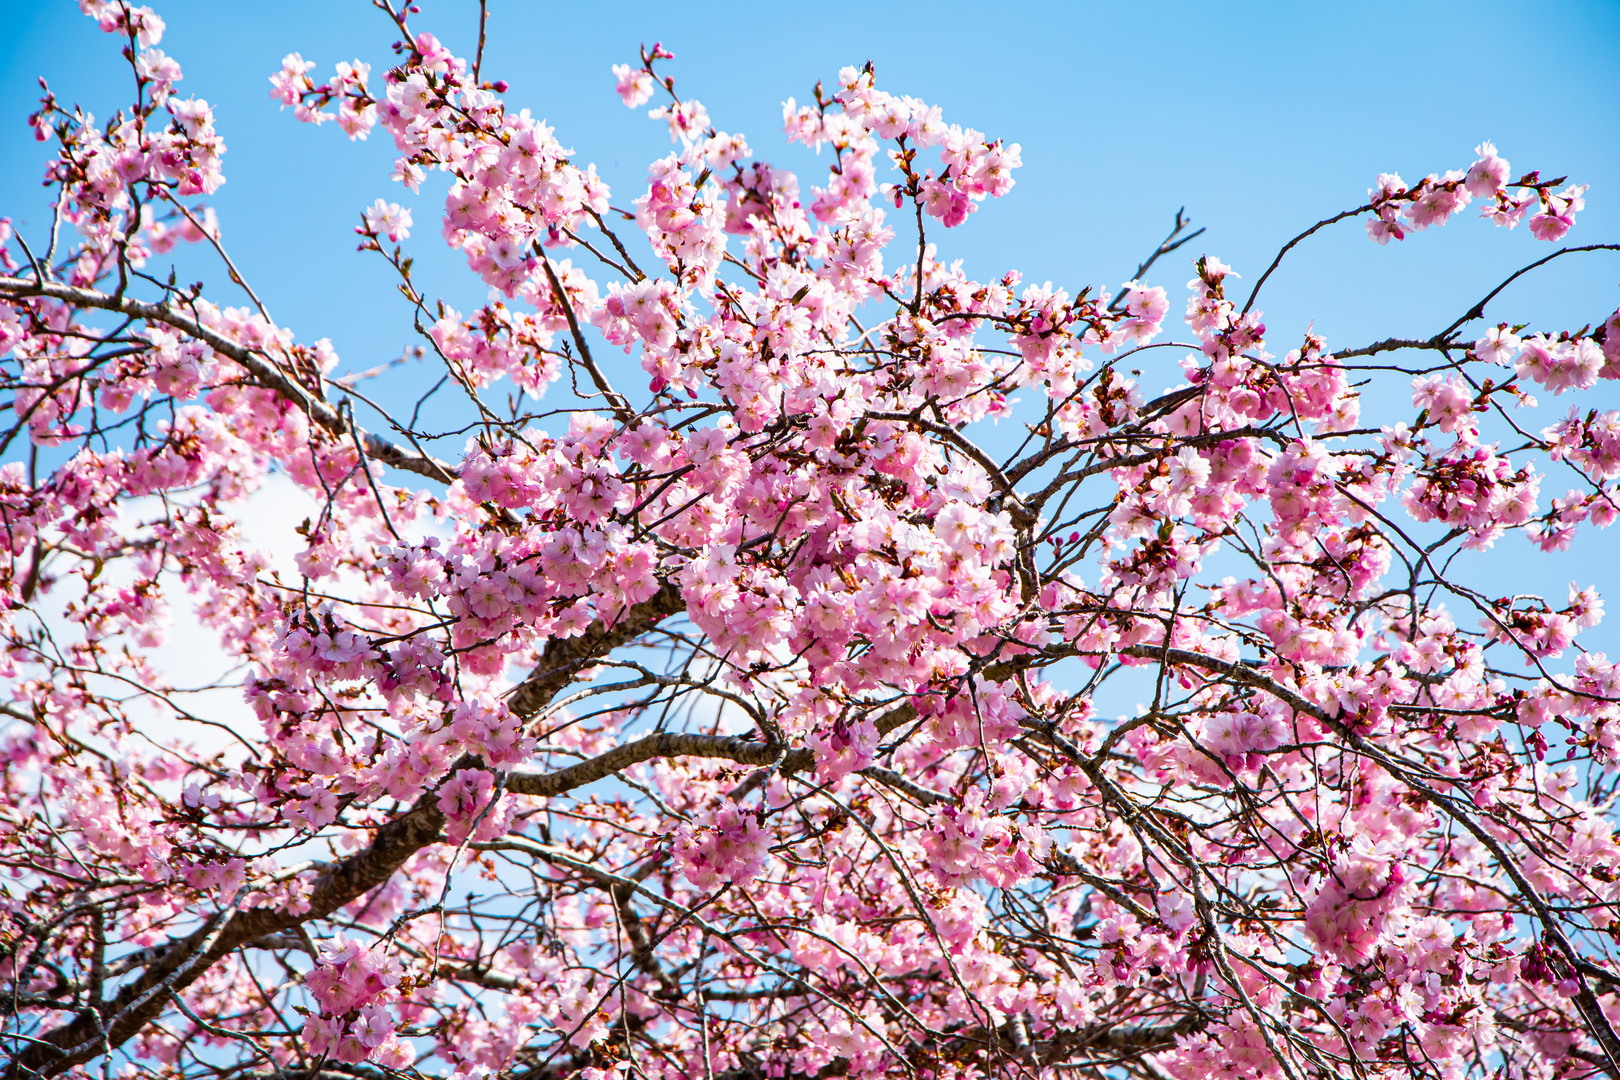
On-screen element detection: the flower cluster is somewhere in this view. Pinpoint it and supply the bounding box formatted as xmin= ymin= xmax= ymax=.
xmin=1366 ymin=141 xmax=1589 ymax=244
xmin=301 ymin=934 xmax=415 ymax=1068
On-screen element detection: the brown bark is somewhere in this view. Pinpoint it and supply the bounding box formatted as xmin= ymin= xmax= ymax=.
xmin=6 ymin=587 xmax=689 ymax=1078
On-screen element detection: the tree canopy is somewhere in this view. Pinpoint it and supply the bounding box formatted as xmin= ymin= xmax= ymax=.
xmin=2 ymin=4 xmax=1620 ymax=1080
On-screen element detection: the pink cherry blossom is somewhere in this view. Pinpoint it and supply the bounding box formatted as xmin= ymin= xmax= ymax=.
xmin=0 ymin=9 xmax=1617 ymax=1080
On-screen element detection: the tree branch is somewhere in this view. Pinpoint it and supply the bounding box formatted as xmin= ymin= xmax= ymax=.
xmin=507 ymin=732 xmax=781 ymax=799
xmin=6 ymin=588 xmax=696 ymax=1076
xmin=0 ymin=275 xmax=455 ymax=483
xmin=1119 ymin=642 xmax=1620 ymax=1076
xmin=1108 ymin=207 xmax=1206 ymax=311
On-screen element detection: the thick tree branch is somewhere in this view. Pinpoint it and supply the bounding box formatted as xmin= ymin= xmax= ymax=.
xmin=6 ymin=784 xmax=447 ymax=1078
xmin=6 ymin=587 xmax=696 ymax=1076
xmin=507 ymin=732 xmax=781 ymax=798
xmin=504 ymin=584 xmax=686 ymax=719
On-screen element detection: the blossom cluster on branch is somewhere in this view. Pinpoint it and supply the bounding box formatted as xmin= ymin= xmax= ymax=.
xmin=1 ymin=3 xmax=1619 ymax=1080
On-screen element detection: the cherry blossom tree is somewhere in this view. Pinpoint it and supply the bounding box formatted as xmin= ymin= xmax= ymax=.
xmin=3 ymin=3 xmax=1620 ymax=1080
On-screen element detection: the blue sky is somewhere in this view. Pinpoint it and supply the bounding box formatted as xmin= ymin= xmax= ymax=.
xmin=3 ymin=0 xmax=1620 ymax=626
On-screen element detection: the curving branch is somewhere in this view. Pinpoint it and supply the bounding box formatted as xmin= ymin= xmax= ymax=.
xmin=506 ymin=731 xmax=781 ymax=798
xmin=505 ymin=584 xmax=686 ymax=719
xmin=0 ymin=275 xmax=455 ymax=483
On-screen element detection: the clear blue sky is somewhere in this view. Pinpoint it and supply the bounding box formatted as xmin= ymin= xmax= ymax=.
xmin=3 ymin=0 xmax=1619 ymax=616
